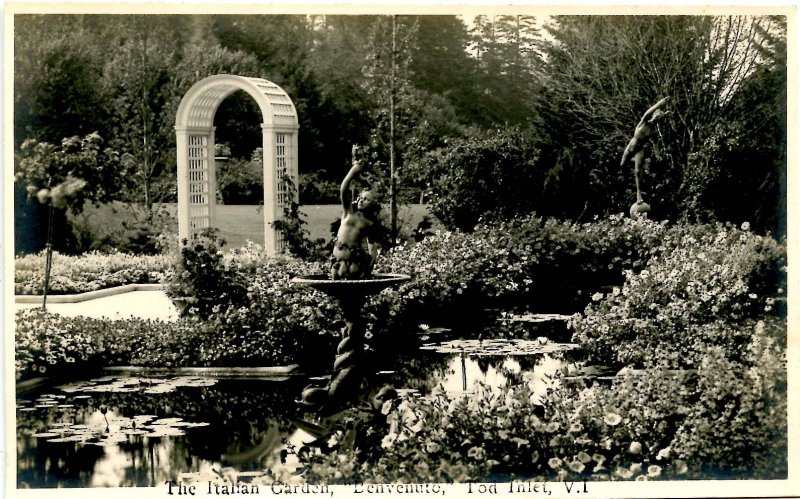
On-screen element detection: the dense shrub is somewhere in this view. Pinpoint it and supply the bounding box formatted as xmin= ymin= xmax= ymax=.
xmin=421 ymin=128 xmax=544 ymax=231
xmin=301 ymin=318 xmax=786 ymax=482
xmin=216 ymin=153 xmax=263 ymax=205
xmin=299 ymin=171 xmax=339 ymax=204
xmin=163 ymin=228 xmax=250 ymax=319
xmin=69 ymin=204 xmax=174 ymax=255
xmin=571 ymin=223 xmax=786 ymax=367
xmin=14 ymin=250 xmax=167 ymax=295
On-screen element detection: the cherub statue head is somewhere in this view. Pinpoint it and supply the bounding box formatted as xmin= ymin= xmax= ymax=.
xmin=354 ymin=188 xmax=381 ymax=217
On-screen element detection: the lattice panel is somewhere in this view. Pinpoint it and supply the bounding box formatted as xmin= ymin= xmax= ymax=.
xmin=188 ymin=134 xmax=210 ymax=231
xmin=274 ymin=132 xmax=289 ymax=250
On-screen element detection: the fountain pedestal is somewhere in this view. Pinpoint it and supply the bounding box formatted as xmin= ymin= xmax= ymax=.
xmin=293 ymin=273 xmax=410 ymax=413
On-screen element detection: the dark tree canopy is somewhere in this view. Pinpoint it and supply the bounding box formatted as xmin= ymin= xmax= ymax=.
xmin=12 ymin=13 xmax=788 ymax=250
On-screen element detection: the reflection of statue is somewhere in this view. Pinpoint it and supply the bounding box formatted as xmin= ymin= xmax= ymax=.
xmin=621 ymin=97 xmax=670 ymax=216
xmin=331 ymin=146 xmax=381 ymax=280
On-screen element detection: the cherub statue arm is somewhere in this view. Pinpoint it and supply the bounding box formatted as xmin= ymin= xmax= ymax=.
xmin=340 ymin=146 xmax=362 ymax=212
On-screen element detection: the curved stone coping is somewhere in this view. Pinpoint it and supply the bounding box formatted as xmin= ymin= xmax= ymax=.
xmin=103 ymin=364 xmax=299 ymax=378
xmin=15 ymin=283 xmax=164 ymax=304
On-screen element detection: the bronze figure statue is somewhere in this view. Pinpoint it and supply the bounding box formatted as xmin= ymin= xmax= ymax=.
xmin=331 ymin=146 xmax=381 ymax=280
xmin=621 ymin=96 xmax=670 ymax=217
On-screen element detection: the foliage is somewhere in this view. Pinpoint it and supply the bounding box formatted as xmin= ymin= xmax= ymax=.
xmin=15 ymin=133 xmax=128 ymax=213
xmin=301 ymin=317 xmax=785 ymax=482
xmin=68 ymin=203 xmax=175 ymax=255
xmin=216 ymin=151 xmax=264 ymax=205
xmin=535 ymin=15 xmax=786 ymax=231
xmin=467 ymin=15 xmax=542 ymax=125
xmin=13 ymin=15 xmax=108 ymax=148
xmin=571 ymin=222 xmax=786 ymax=367
xmin=271 ymin=176 xmax=330 ymax=262
xmin=14 ymin=251 xmax=168 ymax=295
xmin=163 ymin=228 xmax=248 ymax=319
xmin=14 ymin=255 xmax=333 ymax=381
xmin=13 ymin=14 xmax=787 ymax=243
xmin=417 ymin=127 xmax=544 ymax=231
xmin=299 ymin=172 xmax=339 ymax=204
xmin=376 ymin=214 xmax=679 ymax=328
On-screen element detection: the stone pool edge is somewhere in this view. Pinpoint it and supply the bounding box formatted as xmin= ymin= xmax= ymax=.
xmin=15 ymin=283 xmax=164 ymax=304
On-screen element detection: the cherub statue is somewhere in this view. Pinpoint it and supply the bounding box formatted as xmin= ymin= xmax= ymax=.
xmin=330 ymin=146 xmax=381 ymax=280
xmin=620 ymin=96 xmax=670 ymax=216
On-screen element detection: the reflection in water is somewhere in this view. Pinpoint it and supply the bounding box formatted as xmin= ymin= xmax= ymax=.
xmin=17 ymin=316 xmax=582 ymax=488
xmin=17 ymin=378 xmax=308 ymax=487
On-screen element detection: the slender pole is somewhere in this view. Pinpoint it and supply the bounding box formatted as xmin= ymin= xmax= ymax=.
xmin=41 ymin=204 xmax=55 ymax=311
xmin=389 ymin=14 xmax=398 ymax=246
xmin=461 ymin=350 xmax=467 ymax=392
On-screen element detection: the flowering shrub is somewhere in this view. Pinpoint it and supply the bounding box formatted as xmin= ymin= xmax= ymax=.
xmin=303 ymin=319 xmax=786 ymax=482
xmin=571 ymin=223 xmax=786 ymax=367
xmin=163 ymin=228 xmax=250 ymax=319
xmin=374 ymin=229 xmax=534 ymax=332
xmin=200 ymin=257 xmax=338 ymax=368
xmin=15 ymin=256 xmax=334 ymax=381
xmin=15 ymin=309 xmax=105 ymax=379
xmin=14 ymin=251 xmax=167 ymax=295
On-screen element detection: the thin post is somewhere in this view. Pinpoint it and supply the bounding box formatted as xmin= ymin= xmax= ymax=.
xmin=389 ymin=14 xmax=398 ymax=245
xmin=461 ymin=350 xmax=467 ymax=391
xmin=41 ymin=204 xmax=55 ymax=311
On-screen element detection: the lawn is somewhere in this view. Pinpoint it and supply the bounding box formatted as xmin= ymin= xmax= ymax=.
xmin=70 ymin=202 xmax=437 ymax=251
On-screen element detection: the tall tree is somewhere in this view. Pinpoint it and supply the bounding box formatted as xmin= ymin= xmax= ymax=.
xmin=13 ymin=15 xmax=108 ymax=148
xmin=99 ymin=15 xmax=185 ymax=212
xmin=99 ymin=16 xmax=261 ymax=212
xmin=469 ymin=14 xmax=542 ymax=125
xmin=359 ymin=16 xmax=463 ymax=204
xmin=536 ymin=15 xmax=782 ymax=222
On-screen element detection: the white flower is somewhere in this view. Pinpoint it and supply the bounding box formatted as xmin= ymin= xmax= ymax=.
xmin=381 ymin=432 xmax=397 ymax=449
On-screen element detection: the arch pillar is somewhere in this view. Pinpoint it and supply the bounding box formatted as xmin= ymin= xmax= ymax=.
xmin=175 ymin=74 xmax=299 ymax=255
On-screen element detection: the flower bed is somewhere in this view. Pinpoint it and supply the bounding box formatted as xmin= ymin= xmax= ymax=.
xmin=16 ymin=218 xmax=786 ymax=383
xmin=300 ymin=318 xmax=785 ymax=482
xmin=571 ymin=223 xmax=786 ymax=367
xmin=289 ymin=219 xmax=787 ymax=483
xmin=14 ymin=251 xmax=168 ymax=295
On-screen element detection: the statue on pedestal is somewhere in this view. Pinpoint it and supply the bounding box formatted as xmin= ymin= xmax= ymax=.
xmin=330 ymin=145 xmax=381 ymax=280
xmin=621 ymin=96 xmax=670 ymax=217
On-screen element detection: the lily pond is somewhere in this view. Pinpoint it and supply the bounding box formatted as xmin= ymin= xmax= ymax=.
xmin=17 ymin=314 xmax=582 ymax=488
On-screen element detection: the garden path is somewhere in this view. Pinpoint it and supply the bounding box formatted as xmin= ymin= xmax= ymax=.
xmin=16 ymin=290 xmax=179 ymax=322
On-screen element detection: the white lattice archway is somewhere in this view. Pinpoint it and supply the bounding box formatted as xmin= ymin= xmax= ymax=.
xmin=175 ymin=74 xmax=299 ymax=254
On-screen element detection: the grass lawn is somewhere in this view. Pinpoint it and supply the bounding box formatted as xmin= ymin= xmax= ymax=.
xmin=70 ymin=202 xmax=438 ymax=251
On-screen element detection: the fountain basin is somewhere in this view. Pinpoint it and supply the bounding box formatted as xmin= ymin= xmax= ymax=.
xmin=292 ymin=273 xmax=411 ymax=299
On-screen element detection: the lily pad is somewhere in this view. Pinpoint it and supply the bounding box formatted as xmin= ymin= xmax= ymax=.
xmin=57 ymin=376 xmax=219 ymax=394
xmin=420 ymin=338 xmax=579 ymax=356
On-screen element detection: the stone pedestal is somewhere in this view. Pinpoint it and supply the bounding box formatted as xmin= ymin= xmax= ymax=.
xmin=293 ymin=274 xmax=410 ymax=413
